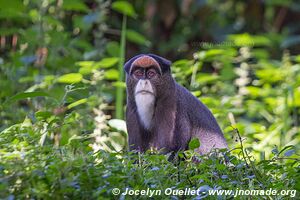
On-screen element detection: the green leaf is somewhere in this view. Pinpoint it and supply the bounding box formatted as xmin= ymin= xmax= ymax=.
xmin=57 ymin=73 xmax=83 ymax=84
xmin=0 ymin=0 xmax=24 ymax=11
xmin=104 ymin=69 xmax=119 ymax=80
xmin=113 ymin=81 xmax=126 ymax=88
xmin=221 ymin=64 xmax=235 ymax=80
xmin=35 ymin=111 xmax=53 ymax=120
xmin=228 ymin=33 xmax=271 ymax=47
xmin=76 ymin=61 xmax=95 ymax=68
xmin=189 ymin=138 xmax=200 ymax=150
xmin=0 ymin=0 xmax=25 ymax=19
xmin=6 ymin=91 xmax=49 ymax=104
xmin=246 ymin=86 xmax=264 ymax=98
xmin=112 ymin=1 xmax=137 ymax=18
xmin=106 ymin=41 xmax=120 ymax=57
xmin=205 ymin=49 xmax=225 ymax=57
xmin=256 ymin=68 xmax=285 ymax=83
xmin=126 ymin=30 xmax=150 ymax=46
xmin=196 ymin=73 xmax=219 ymax=84
xmin=67 ymin=98 xmax=87 ymax=109
xmin=97 ymin=57 xmax=119 ymax=68
xmin=76 ymin=61 xmax=96 ymax=75
xmin=62 ymin=0 xmax=89 ymax=12
xmin=173 ymin=59 xmax=191 ymax=68
xmin=295 ymin=55 xmax=300 ymax=63
xmin=79 ymin=66 xmax=93 ymax=75
xmin=77 ymin=58 xmax=119 ymax=75
xmin=22 ymin=116 xmax=32 ymax=128
xmin=294 ymin=87 xmax=300 ymax=106
xmin=191 ymin=91 xmax=201 ymax=97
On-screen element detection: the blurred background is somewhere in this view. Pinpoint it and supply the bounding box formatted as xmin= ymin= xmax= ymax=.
xmin=1 ymin=0 xmax=300 ymax=159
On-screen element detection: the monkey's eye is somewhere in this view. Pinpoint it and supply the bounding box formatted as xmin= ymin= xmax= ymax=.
xmin=147 ymin=70 xmax=157 ymax=79
xmin=133 ymin=70 xmax=144 ymax=78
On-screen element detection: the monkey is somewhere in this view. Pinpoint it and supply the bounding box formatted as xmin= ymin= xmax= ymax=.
xmin=124 ymin=54 xmax=228 ymax=155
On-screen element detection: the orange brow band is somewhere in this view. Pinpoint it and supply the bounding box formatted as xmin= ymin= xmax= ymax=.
xmin=130 ymin=56 xmax=161 ymax=74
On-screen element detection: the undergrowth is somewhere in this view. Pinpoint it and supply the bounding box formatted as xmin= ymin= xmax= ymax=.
xmin=0 ymin=124 xmax=299 ymax=199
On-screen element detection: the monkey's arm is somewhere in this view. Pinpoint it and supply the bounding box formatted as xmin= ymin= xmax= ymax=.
xmin=151 ymin=97 xmax=178 ymax=152
xmin=126 ymin=102 xmax=145 ymax=151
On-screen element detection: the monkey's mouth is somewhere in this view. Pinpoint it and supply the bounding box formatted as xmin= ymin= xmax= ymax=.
xmin=135 ymin=90 xmax=154 ymax=95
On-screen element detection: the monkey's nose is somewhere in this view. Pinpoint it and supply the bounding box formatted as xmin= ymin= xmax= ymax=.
xmin=140 ymin=80 xmax=148 ymax=88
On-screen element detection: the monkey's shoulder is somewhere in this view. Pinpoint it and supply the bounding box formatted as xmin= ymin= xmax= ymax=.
xmin=175 ymin=83 xmax=206 ymax=108
xmin=175 ymin=83 xmax=218 ymax=120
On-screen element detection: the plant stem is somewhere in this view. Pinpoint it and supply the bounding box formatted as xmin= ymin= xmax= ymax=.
xmin=234 ymin=127 xmax=249 ymax=167
xmin=281 ymin=88 xmax=289 ymax=148
xmin=115 ymin=15 xmax=127 ymax=119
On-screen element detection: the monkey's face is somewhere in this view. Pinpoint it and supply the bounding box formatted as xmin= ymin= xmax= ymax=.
xmin=131 ymin=66 xmax=160 ymax=97
xmin=124 ymin=54 xmax=174 ymax=129
xmin=125 ymin=54 xmax=173 ymax=101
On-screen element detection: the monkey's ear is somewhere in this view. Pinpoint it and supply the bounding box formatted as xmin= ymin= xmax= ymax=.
xmin=147 ymin=54 xmax=171 ymax=73
xmin=124 ymin=54 xmax=145 ymax=74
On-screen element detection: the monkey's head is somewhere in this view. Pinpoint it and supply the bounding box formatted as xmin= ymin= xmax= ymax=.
xmin=124 ymin=54 xmax=174 ymax=101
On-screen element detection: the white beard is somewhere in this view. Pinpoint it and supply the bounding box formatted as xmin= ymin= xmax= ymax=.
xmin=134 ymin=80 xmax=155 ymax=129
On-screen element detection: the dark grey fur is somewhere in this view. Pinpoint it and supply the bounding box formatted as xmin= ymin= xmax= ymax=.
xmin=125 ymin=54 xmax=227 ymax=154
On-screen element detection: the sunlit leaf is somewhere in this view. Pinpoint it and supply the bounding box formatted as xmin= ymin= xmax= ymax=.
xmin=79 ymin=66 xmax=93 ymax=75
xmin=295 ymin=55 xmax=300 ymax=63
xmin=67 ymin=98 xmax=87 ymax=109
xmin=76 ymin=61 xmax=95 ymax=68
xmin=191 ymin=91 xmax=201 ymax=97
xmin=228 ymin=33 xmax=271 ymax=47
xmin=112 ymin=1 xmax=137 ymax=18
xmin=113 ymin=81 xmax=126 ymax=88
xmin=256 ymin=69 xmax=285 ymax=83
xmin=57 ymin=73 xmax=83 ymax=84
xmin=104 ymin=69 xmax=119 ymax=80
xmin=97 ymin=57 xmax=119 ymax=68
xmin=294 ymin=87 xmax=300 ymax=106
xmin=205 ymin=49 xmax=225 ymax=57
xmin=246 ymin=86 xmax=263 ymax=98
xmin=21 ymin=118 xmax=31 ymax=130
xmin=196 ymin=73 xmax=219 ymax=84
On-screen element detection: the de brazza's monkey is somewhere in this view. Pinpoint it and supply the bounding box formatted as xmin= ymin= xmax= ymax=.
xmin=124 ymin=54 xmax=227 ymax=154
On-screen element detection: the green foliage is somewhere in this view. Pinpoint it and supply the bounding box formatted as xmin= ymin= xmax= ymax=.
xmin=5 ymin=91 xmax=50 ymax=104
xmin=174 ymin=46 xmax=300 ymax=158
xmin=57 ymin=73 xmax=83 ymax=84
xmin=188 ymin=138 xmax=200 ymax=150
xmin=0 ymin=0 xmax=300 ymax=199
xmin=0 ymin=127 xmax=299 ymax=199
xmin=112 ymin=1 xmax=137 ymax=18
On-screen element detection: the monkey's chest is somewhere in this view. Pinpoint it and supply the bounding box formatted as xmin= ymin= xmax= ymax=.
xmin=135 ymin=94 xmax=155 ymax=129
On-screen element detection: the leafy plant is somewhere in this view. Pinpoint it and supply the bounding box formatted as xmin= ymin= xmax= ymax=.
xmin=0 ymin=0 xmax=300 ymax=199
